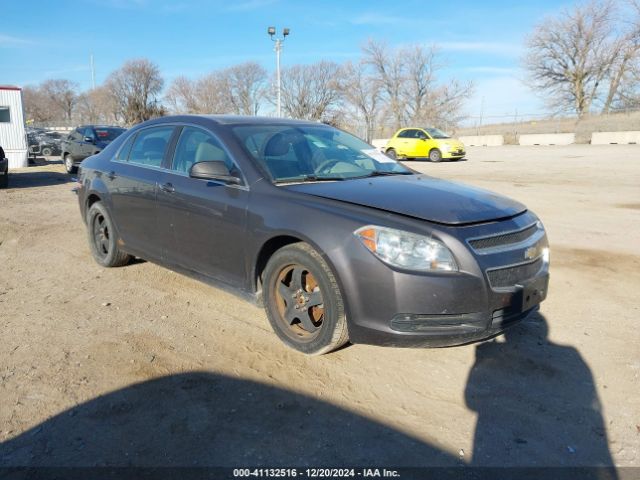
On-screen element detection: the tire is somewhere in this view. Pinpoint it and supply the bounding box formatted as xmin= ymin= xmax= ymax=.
xmin=0 ymin=171 xmax=7 ymax=189
xmin=86 ymin=201 xmax=132 ymax=268
xmin=64 ymin=154 xmax=77 ymax=174
xmin=385 ymin=148 xmax=397 ymax=160
xmin=41 ymin=147 xmax=52 ymax=156
xmin=429 ymin=149 xmax=442 ymax=162
xmin=262 ymin=242 xmax=349 ymax=355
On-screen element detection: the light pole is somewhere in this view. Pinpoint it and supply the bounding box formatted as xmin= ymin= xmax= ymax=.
xmin=268 ymin=26 xmax=290 ymax=117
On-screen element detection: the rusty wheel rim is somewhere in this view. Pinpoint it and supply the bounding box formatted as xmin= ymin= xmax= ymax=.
xmin=273 ymin=264 xmax=325 ymax=341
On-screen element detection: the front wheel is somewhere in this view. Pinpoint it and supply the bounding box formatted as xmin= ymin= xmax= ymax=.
xmin=385 ymin=148 xmax=397 ymax=160
xmin=64 ymin=154 xmax=77 ymax=174
xmin=86 ymin=201 xmax=132 ymax=267
xmin=41 ymin=147 xmax=52 ymax=156
xmin=429 ymin=149 xmax=442 ymax=162
xmin=262 ymin=243 xmax=349 ymax=355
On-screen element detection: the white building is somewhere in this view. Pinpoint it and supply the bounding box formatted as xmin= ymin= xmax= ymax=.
xmin=0 ymin=86 xmax=28 ymax=168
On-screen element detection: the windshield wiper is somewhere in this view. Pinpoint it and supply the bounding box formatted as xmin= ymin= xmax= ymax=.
xmin=355 ymin=170 xmax=413 ymax=179
xmin=274 ymin=174 xmax=346 ymax=184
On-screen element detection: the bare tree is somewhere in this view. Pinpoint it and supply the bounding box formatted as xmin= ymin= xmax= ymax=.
xmin=601 ymin=0 xmax=640 ymax=112
xmin=40 ymin=79 xmax=79 ymax=121
xmin=363 ymin=39 xmax=473 ymax=131
xmin=76 ymin=86 xmax=122 ymax=124
xmin=341 ymin=61 xmax=381 ymax=142
xmin=524 ymin=0 xmax=620 ymax=116
xmin=165 ymin=76 xmax=200 ymax=113
xmin=225 ymin=62 xmax=267 ymax=115
xmin=362 ymin=40 xmax=405 ymax=128
xmin=105 ymin=59 xmax=164 ymax=124
xmin=277 ymin=61 xmax=343 ymax=120
xmin=22 ymin=85 xmax=55 ymax=123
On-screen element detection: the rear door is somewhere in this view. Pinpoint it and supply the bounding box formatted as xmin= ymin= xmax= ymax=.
xmin=156 ymin=125 xmax=249 ymax=287
xmin=108 ymin=125 xmax=177 ymax=260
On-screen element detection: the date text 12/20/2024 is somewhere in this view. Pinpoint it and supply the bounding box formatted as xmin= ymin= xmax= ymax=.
xmin=233 ymin=469 xmax=400 ymax=478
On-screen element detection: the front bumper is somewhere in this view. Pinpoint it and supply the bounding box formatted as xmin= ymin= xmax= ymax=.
xmin=334 ymin=211 xmax=549 ymax=348
xmin=442 ymin=149 xmax=466 ymax=159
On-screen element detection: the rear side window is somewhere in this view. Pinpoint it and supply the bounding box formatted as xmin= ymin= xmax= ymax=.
xmin=128 ymin=127 xmax=174 ymax=168
xmin=171 ymin=126 xmax=233 ymax=174
xmin=397 ymin=130 xmax=413 ymax=138
xmin=115 ymin=134 xmax=136 ymax=161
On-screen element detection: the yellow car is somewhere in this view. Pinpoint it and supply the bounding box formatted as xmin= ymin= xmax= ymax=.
xmin=385 ymin=127 xmax=466 ymax=162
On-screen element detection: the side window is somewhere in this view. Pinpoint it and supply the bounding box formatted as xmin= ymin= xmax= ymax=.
xmin=397 ymin=130 xmax=411 ymax=138
xmin=115 ymin=133 xmax=136 ymax=162
xmin=83 ymin=127 xmax=95 ymax=141
xmin=416 ymin=130 xmax=428 ymax=139
xmin=73 ymin=128 xmax=84 ymax=141
xmin=128 ymin=127 xmax=174 ymax=168
xmin=171 ymin=126 xmax=234 ymax=174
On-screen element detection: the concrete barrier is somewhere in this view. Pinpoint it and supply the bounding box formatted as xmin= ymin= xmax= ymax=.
xmin=458 ymin=135 xmax=504 ymax=147
xmin=371 ymin=138 xmax=389 ymax=151
xmin=591 ymin=131 xmax=640 ymax=145
xmin=518 ymin=133 xmax=575 ymax=146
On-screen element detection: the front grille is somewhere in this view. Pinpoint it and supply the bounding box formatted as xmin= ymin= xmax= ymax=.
xmin=487 ymin=257 xmax=543 ymax=288
xmin=469 ymin=223 xmax=538 ymax=251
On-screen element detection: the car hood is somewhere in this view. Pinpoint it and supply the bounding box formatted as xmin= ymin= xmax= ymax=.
xmin=283 ymin=174 xmax=526 ymax=225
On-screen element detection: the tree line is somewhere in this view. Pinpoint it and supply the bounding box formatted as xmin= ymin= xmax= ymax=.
xmin=23 ymin=40 xmax=473 ymax=140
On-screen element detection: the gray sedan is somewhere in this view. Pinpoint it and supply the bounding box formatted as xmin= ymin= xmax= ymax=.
xmin=76 ymin=115 xmax=549 ymax=355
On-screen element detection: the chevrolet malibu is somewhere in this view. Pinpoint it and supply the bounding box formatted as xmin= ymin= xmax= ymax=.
xmin=76 ymin=115 xmax=549 ymax=355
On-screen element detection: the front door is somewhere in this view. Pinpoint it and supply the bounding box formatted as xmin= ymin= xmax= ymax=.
xmin=156 ymin=126 xmax=249 ymax=287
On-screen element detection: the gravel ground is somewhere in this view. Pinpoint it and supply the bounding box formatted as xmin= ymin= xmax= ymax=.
xmin=0 ymin=146 xmax=638 ymax=468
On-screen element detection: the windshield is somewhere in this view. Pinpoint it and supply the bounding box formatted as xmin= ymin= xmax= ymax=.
xmin=95 ymin=128 xmax=126 ymax=142
xmin=232 ymin=124 xmax=411 ymax=183
xmin=424 ymin=127 xmax=450 ymax=139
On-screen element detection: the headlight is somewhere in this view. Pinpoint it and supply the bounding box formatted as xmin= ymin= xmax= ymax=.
xmin=355 ymin=226 xmax=458 ymax=272
xmin=441 ymin=144 xmax=451 ymax=152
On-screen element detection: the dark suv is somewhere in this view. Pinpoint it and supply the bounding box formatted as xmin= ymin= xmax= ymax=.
xmin=61 ymin=125 xmax=126 ymax=173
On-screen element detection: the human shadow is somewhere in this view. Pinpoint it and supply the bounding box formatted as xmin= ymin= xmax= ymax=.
xmin=0 ymin=371 xmax=456 ymax=469
xmin=465 ymin=313 xmax=617 ymax=477
xmin=5 ymin=171 xmax=72 ymax=189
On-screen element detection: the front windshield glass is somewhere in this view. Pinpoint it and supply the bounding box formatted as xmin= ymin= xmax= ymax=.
xmin=232 ymin=124 xmax=411 ymax=183
xmin=424 ymin=127 xmax=451 ymax=139
xmin=95 ymin=128 xmax=125 ymax=141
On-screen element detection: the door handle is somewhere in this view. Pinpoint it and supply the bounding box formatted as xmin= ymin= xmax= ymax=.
xmin=107 ymin=171 xmax=116 ymax=180
xmin=160 ymin=182 xmax=175 ymax=193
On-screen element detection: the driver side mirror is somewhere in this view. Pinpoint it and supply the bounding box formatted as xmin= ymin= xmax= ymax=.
xmin=189 ymin=161 xmax=241 ymax=185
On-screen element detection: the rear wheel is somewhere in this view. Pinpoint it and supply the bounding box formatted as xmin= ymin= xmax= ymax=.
xmin=429 ymin=148 xmax=442 ymax=162
xmin=385 ymin=148 xmax=397 ymax=160
xmin=87 ymin=202 xmax=132 ymax=267
xmin=0 ymin=170 xmax=8 ymax=189
xmin=41 ymin=147 xmax=52 ymax=156
xmin=64 ymin=154 xmax=77 ymax=174
xmin=263 ymin=242 xmax=349 ymax=355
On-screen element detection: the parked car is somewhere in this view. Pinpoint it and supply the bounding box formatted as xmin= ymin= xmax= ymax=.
xmin=26 ymin=130 xmax=63 ymax=157
xmin=76 ymin=115 xmax=549 ymax=355
xmin=62 ymin=125 xmax=126 ymax=173
xmin=0 ymin=145 xmax=8 ymax=188
xmin=385 ymin=127 xmax=466 ymax=162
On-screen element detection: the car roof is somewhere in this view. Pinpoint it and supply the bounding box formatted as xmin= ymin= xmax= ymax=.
xmin=141 ymin=115 xmax=325 ymax=127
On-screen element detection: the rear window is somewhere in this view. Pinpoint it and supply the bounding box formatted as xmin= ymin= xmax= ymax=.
xmin=94 ymin=128 xmax=125 ymax=141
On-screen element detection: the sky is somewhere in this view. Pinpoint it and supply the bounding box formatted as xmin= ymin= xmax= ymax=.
xmin=0 ymin=0 xmax=577 ymax=121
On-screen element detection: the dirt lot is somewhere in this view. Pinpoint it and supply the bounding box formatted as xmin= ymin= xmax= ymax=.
xmin=0 ymin=146 xmax=639 ymax=468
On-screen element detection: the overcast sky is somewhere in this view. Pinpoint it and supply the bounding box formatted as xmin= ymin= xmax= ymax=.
xmin=1 ymin=0 xmax=578 ymax=120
